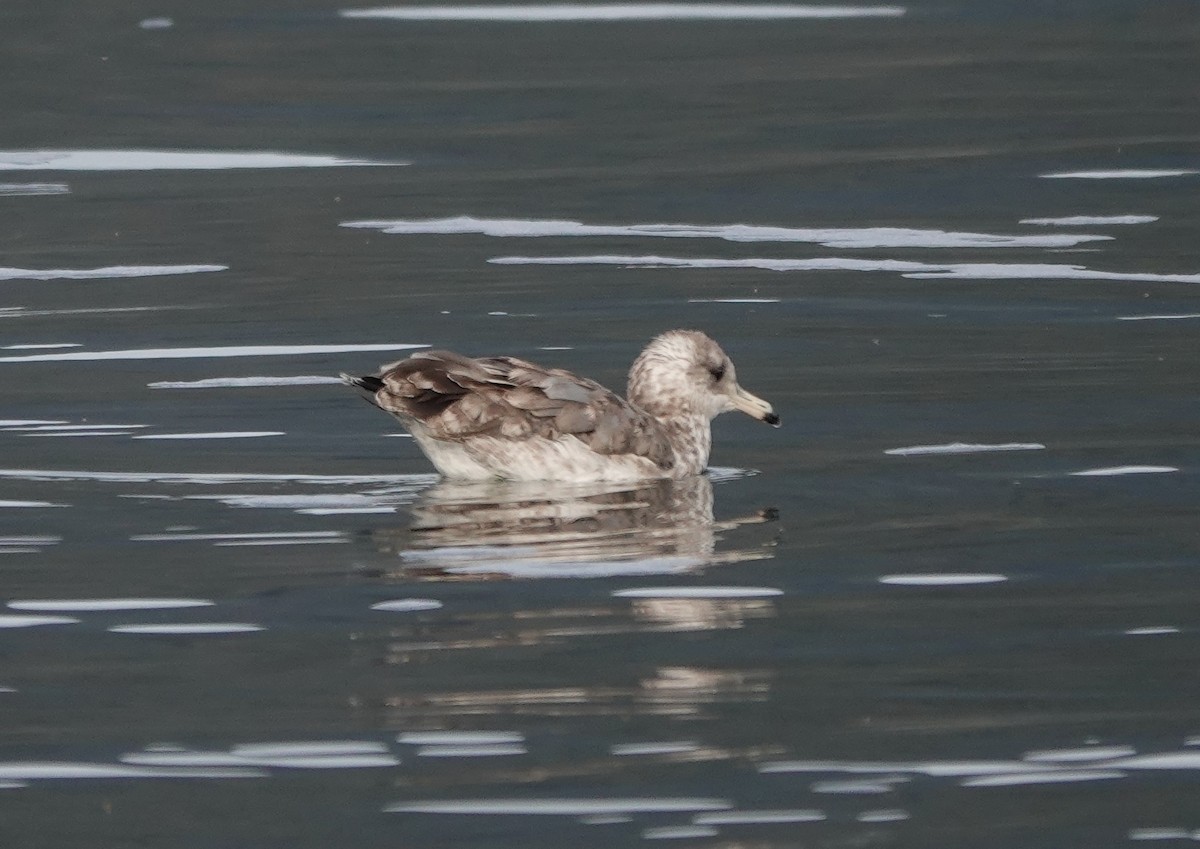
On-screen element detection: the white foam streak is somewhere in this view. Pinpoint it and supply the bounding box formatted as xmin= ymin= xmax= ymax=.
xmin=399 ymin=732 xmax=524 ymax=745
xmin=1020 ymin=215 xmax=1158 ymax=225
xmin=385 ymin=798 xmax=732 ymax=815
xmin=188 ymin=493 xmax=412 ymax=510
xmin=0 ymin=500 xmax=66 ymax=508
xmin=1117 ymin=313 xmax=1200 ymax=321
xmin=342 ymin=4 xmax=906 ymax=21
xmin=489 ymin=254 xmax=1200 ymax=283
xmin=148 ymin=375 xmax=343 ymax=389
xmin=0 ymin=182 xmax=70 ymax=196
xmin=5 ymin=424 xmax=146 ymax=431
xmin=1040 ymin=169 xmax=1199 ymax=179
xmin=1070 ymin=466 xmax=1178 ymax=476
xmin=0 ymin=343 xmax=426 ymax=363
xmin=880 ymin=573 xmax=1007 ymax=586
xmin=1024 ymin=746 xmax=1136 ymax=762
xmin=694 ymin=809 xmax=825 ymax=824
xmin=0 ymin=150 xmax=403 ymax=171
xmin=0 ymin=614 xmax=80 ymax=628
xmin=612 ymin=742 xmax=699 ymax=755
xmin=1110 ymin=752 xmax=1200 ymax=769
xmin=8 ymin=599 xmax=212 ymax=612
xmin=760 ymin=759 xmax=1056 ymax=777
xmin=232 ymin=741 xmax=389 ymax=757
xmin=109 ymin=623 xmax=265 ymax=635
xmin=643 ymin=826 xmax=719 ymax=839
xmin=346 ymin=215 xmax=1102 ymax=248
xmin=1 ymin=344 xmax=81 ymax=350
xmin=1130 ymin=829 xmax=1193 ymax=841
xmin=25 ymin=431 xmax=136 ymax=438
xmin=416 ymin=745 xmax=528 ymax=757
xmin=133 ymin=531 xmax=344 ymax=542
xmin=885 ymin=442 xmax=1045 ymax=456
xmin=0 ymin=265 xmax=226 ymax=281
xmin=0 ymin=468 xmax=433 ymax=486
xmin=613 ymin=586 xmax=783 ymax=598
xmin=962 ymin=769 xmax=1124 ymax=787
xmin=0 ymin=761 xmax=263 ymax=780
xmin=132 ymin=431 xmax=284 ymax=440
xmin=688 ymin=297 xmax=781 ymax=303
xmin=371 ymin=599 xmax=444 ymax=612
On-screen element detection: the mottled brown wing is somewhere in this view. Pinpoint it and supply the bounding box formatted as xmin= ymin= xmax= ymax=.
xmin=368 ymin=351 xmax=674 ymax=470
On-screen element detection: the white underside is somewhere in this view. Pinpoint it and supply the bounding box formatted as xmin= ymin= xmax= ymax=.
xmin=408 ymin=424 xmax=673 ymax=482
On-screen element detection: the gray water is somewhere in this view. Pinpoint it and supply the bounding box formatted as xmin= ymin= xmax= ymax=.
xmin=1 ymin=0 xmax=1199 ymax=845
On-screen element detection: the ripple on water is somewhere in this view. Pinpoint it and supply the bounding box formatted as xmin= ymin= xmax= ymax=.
xmin=1039 ymin=169 xmax=1199 ymax=179
xmin=415 ymin=745 xmax=528 ymax=757
xmin=0 ymin=614 xmax=80 ymax=629
xmin=642 ymin=825 xmax=719 ymax=840
xmin=884 ymin=442 xmax=1045 ymax=456
xmin=341 ymin=4 xmax=908 ymax=21
xmin=1130 ymin=828 xmax=1194 ymax=841
xmin=132 ymin=432 xmax=285 ymax=440
xmin=0 ymin=182 xmax=70 ymax=196
xmin=0 ymin=762 xmax=264 ymax=780
xmin=147 ymin=375 xmax=344 ymax=389
xmin=1070 ymin=466 xmax=1179 ymax=476
xmin=0 ymin=149 xmax=405 ymax=170
xmin=8 ymin=599 xmax=213 ymax=612
xmin=1023 ymin=745 xmax=1137 ymax=762
xmin=613 ymin=587 xmax=783 ymax=598
xmin=693 ymin=809 xmax=826 ymax=824
xmin=0 ymin=265 xmax=226 ymax=281
xmin=108 ymin=623 xmax=265 ymax=635
xmin=345 ymin=214 xmax=1105 ymax=249
xmin=132 ymin=531 xmax=347 ymax=547
xmin=489 ymin=254 xmax=1200 ymax=284
xmin=611 ymin=741 xmax=700 ymax=756
xmin=0 ymin=468 xmax=431 ymax=486
xmin=398 ymin=732 xmax=525 ymax=745
xmin=371 ymin=599 xmax=444 ymax=612
xmin=961 ymin=769 xmax=1125 ymax=787
xmin=0 ymin=342 xmax=427 ymax=363
xmin=123 ymin=740 xmax=398 ymax=770
xmin=879 ymin=574 xmax=1008 ymax=586
xmin=1020 ymin=214 xmax=1158 ymax=225
xmin=384 ymin=798 xmax=732 ymax=815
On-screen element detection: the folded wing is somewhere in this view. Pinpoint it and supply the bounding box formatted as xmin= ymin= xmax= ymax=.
xmin=365 ymin=350 xmax=675 ymax=471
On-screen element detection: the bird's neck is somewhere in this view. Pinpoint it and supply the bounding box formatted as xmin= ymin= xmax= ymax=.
xmin=658 ymin=413 xmax=712 ymax=477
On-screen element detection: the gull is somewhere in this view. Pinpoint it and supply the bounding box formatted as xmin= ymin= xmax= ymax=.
xmin=341 ymin=329 xmax=778 ymax=482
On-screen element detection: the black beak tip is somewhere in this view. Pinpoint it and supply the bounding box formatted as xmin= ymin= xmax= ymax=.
xmin=764 ymin=412 xmax=781 ymax=428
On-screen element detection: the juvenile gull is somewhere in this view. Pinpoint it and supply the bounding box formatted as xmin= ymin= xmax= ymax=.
xmin=341 ymin=330 xmax=778 ymax=482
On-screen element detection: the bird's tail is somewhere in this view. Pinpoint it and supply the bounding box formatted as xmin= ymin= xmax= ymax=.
xmin=340 ymin=373 xmax=385 ymax=393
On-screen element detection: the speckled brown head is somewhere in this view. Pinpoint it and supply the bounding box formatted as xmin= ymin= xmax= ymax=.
xmin=626 ymin=330 xmax=779 ymax=426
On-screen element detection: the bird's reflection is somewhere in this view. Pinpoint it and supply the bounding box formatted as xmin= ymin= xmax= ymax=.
xmin=370 ymin=475 xmax=775 ymax=580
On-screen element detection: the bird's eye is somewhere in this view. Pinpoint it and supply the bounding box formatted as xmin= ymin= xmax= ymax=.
xmin=709 ymin=364 xmax=726 ymax=381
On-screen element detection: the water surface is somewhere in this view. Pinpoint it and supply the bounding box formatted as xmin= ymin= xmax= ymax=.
xmin=1 ymin=0 xmax=1198 ymax=845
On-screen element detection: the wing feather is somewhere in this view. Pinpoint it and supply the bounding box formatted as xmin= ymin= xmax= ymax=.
xmin=359 ymin=350 xmax=674 ymax=470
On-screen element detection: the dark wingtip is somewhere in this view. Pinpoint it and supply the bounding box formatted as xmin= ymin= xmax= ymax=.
xmin=341 ymin=373 xmax=385 ymax=393
xmin=764 ymin=412 xmax=781 ymax=428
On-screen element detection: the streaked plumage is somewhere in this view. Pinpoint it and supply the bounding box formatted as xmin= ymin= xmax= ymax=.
xmin=341 ymin=329 xmax=778 ymax=482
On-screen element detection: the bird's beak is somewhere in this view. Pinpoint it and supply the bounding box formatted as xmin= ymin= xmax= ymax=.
xmin=730 ymin=385 xmax=780 ymax=427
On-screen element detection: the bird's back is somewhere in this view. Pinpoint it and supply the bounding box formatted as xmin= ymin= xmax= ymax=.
xmin=343 ymin=350 xmax=676 ymax=480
